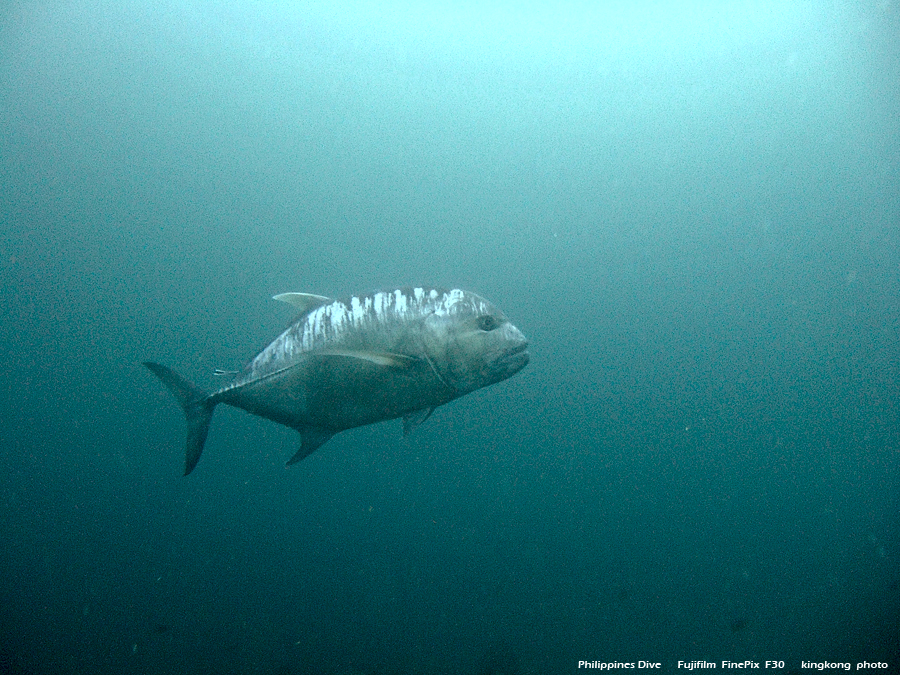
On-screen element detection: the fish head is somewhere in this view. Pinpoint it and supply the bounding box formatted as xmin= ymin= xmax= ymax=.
xmin=421 ymin=291 xmax=529 ymax=396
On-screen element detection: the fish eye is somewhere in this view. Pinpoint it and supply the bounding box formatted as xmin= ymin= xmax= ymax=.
xmin=476 ymin=315 xmax=501 ymax=331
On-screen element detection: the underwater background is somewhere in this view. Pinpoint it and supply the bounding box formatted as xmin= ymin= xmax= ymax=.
xmin=1 ymin=1 xmax=898 ymax=673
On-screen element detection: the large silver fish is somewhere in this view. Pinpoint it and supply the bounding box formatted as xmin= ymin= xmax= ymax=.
xmin=145 ymin=287 xmax=529 ymax=475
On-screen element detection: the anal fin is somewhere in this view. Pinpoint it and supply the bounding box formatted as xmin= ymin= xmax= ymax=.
xmin=287 ymin=428 xmax=335 ymax=465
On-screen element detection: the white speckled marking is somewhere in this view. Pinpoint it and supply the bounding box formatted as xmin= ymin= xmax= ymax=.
xmin=434 ymin=288 xmax=470 ymax=316
xmin=244 ymin=287 xmax=494 ymax=378
xmin=394 ymin=289 xmax=407 ymax=314
xmin=351 ymin=296 xmax=364 ymax=322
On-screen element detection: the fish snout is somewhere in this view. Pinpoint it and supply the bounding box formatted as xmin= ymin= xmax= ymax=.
xmin=499 ymin=325 xmax=529 ymax=374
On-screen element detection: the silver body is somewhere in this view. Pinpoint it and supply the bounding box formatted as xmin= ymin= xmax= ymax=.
xmin=145 ymin=287 xmax=529 ymax=474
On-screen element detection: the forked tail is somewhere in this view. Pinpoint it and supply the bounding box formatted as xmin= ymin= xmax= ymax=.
xmin=143 ymin=362 xmax=216 ymax=475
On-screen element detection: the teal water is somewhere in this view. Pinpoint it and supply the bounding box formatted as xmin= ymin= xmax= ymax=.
xmin=1 ymin=1 xmax=897 ymax=673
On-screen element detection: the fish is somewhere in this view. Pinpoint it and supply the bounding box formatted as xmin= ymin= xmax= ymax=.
xmin=144 ymin=287 xmax=529 ymax=475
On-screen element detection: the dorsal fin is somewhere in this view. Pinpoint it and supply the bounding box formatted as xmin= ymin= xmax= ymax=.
xmin=272 ymin=292 xmax=333 ymax=314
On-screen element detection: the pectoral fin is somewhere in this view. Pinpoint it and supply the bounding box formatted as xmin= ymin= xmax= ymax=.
xmin=316 ymin=350 xmax=421 ymax=370
xmin=295 ymin=351 xmax=449 ymax=431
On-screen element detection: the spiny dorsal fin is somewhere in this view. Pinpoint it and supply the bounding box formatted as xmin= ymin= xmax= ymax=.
xmin=272 ymin=292 xmax=333 ymax=314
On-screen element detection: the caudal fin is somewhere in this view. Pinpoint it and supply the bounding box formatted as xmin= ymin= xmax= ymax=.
xmin=143 ymin=362 xmax=216 ymax=475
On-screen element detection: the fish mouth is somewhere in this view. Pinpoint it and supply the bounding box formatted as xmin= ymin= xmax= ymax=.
xmin=499 ymin=342 xmax=529 ymax=373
